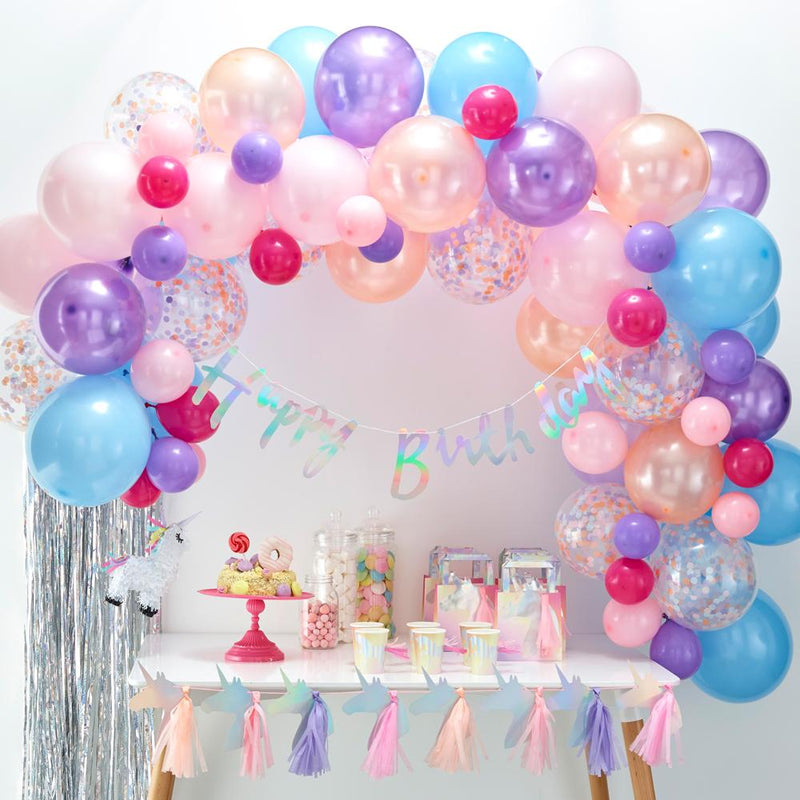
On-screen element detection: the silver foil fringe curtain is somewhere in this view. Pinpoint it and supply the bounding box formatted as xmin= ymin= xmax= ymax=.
xmin=23 ymin=474 xmax=160 ymax=800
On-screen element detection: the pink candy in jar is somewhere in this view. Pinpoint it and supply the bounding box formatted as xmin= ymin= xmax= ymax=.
xmin=300 ymin=575 xmax=339 ymax=650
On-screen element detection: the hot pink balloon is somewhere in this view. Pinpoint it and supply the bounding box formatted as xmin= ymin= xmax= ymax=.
xmin=603 ymin=597 xmax=662 ymax=648
xmin=680 ymin=396 xmax=731 ymax=446
xmin=189 ymin=442 xmax=207 ymax=481
xmin=130 ymin=339 xmax=195 ymax=403
xmin=561 ymin=411 xmax=628 ymax=474
xmin=712 ymin=492 xmax=760 ymax=538
xmin=161 ymin=152 xmax=268 ymax=259
xmin=136 ymin=112 xmax=195 ymax=162
xmin=336 ymin=195 xmax=387 ymax=246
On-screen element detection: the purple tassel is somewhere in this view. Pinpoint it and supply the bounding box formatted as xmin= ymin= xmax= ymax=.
xmin=289 ymin=691 xmax=331 ymax=777
xmin=570 ymin=689 xmax=624 ymax=776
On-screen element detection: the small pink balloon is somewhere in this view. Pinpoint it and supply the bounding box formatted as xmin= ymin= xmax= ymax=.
xmin=335 ymin=196 xmax=387 ymax=246
xmin=130 ymin=339 xmax=195 ymax=403
xmin=712 ymin=492 xmax=760 ymax=538
xmin=603 ymin=597 xmax=662 ymax=648
xmin=189 ymin=443 xmax=207 ymax=481
xmin=561 ymin=411 xmax=628 ymax=474
xmin=137 ymin=112 xmax=195 ymax=161
xmin=680 ymin=396 xmax=731 ymax=446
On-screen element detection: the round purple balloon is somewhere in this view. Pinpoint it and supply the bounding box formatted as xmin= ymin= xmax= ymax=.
xmin=231 ymin=131 xmax=283 ymax=184
xmin=699 ymin=130 xmax=770 ymax=216
xmin=34 ymin=263 xmax=146 ymax=375
xmin=614 ymin=512 xmax=661 ymax=559
xmin=131 ymin=226 xmax=187 ymax=281
xmin=314 ymin=26 xmax=424 ymax=148
xmin=701 ymin=357 xmax=791 ymax=442
xmin=146 ymin=437 xmax=199 ymax=493
xmin=649 ymin=619 xmax=703 ymax=679
xmin=623 ymin=222 xmax=676 ymax=273
xmin=359 ymin=219 xmax=404 ymax=263
xmin=700 ymin=329 xmax=756 ymax=385
xmin=486 ymin=117 xmax=595 ymax=227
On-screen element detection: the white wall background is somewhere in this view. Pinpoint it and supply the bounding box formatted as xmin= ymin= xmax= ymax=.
xmin=1 ymin=0 xmax=798 ymax=797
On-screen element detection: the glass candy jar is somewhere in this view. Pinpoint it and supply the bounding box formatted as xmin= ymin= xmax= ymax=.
xmin=355 ymin=508 xmax=396 ymax=636
xmin=300 ymin=574 xmax=339 ymax=650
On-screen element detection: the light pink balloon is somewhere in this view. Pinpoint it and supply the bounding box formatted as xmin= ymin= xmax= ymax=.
xmin=162 ymin=152 xmax=268 ymax=259
xmin=336 ymin=196 xmax=387 ymax=247
xmin=189 ymin=443 xmax=207 ymax=481
xmin=0 ymin=214 xmax=80 ymax=314
xmin=603 ymin=597 xmax=662 ymax=648
xmin=561 ymin=411 xmax=628 ymax=474
xmin=130 ymin=339 xmax=195 ymax=403
xmin=712 ymin=492 xmax=760 ymax=538
xmin=528 ymin=210 xmax=647 ymax=326
xmin=137 ymin=112 xmax=195 ymax=161
xmin=680 ymin=396 xmax=731 ymax=446
xmin=536 ymin=47 xmax=641 ymax=153
xmin=38 ymin=142 xmax=159 ymax=260
xmin=269 ymin=136 xmax=369 ymax=245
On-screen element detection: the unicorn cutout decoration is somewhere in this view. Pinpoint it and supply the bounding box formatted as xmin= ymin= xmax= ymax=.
xmin=481 ymin=667 xmax=535 ymax=748
xmin=201 ymin=666 xmax=252 ymax=750
xmin=129 ymin=663 xmax=183 ymax=737
xmin=343 ymin=669 xmax=410 ymax=734
xmin=548 ymin=664 xmax=588 ymax=711
xmin=409 ymin=669 xmax=457 ymax=715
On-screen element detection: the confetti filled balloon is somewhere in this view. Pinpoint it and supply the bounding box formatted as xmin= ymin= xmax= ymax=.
xmin=651 ymin=517 xmax=757 ymax=631
xmin=554 ymin=483 xmax=636 ymax=578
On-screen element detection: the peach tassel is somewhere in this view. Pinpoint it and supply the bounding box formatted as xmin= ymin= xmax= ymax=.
xmin=154 ymin=687 xmax=207 ymax=778
xmin=425 ymin=688 xmax=486 ymax=773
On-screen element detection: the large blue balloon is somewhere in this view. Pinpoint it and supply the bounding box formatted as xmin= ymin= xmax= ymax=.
xmin=694 ymin=298 xmax=780 ymax=356
xmin=693 ymin=590 xmax=792 ymax=702
xmin=427 ymin=33 xmax=538 ymax=156
xmin=26 ymin=375 xmax=152 ymax=506
xmin=269 ymin=26 xmax=336 ymax=138
xmin=653 ymin=208 xmax=781 ymax=331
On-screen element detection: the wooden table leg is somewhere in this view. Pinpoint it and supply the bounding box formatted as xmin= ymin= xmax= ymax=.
xmin=621 ymin=719 xmax=656 ymax=800
xmin=147 ymin=749 xmax=175 ymax=800
xmin=586 ymin=749 xmax=611 ymax=800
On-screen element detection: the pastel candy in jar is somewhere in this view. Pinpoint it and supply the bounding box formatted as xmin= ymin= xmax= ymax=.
xmin=355 ymin=508 xmax=396 ymax=636
xmin=300 ymin=574 xmax=339 ymax=650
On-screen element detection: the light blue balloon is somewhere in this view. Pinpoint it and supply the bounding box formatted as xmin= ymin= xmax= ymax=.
xmin=653 ymin=208 xmax=780 ymax=331
xmin=693 ymin=298 xmax=780 ymax=355
xmin=269 ymin=26 xmax=336 ymax=138
xmin=427 ymin=33 xmax=538 ymax=156
xmin=27 ymin=375 xmax=152 ymax=506
xmin=693 ymin=590 xmax=792 ymax=703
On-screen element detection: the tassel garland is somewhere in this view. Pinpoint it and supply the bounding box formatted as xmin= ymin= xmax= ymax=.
xmin=516 ymin=687 xmax=556 ymax=775
xmin=153 ymin=687 xmax=207 ymax=779
xmin=362 ymin=691 xmax=411 ymax=779
xmin=426 ymin=688 xmax=486 ymax=773
xmin=289 ymin=691 xmax=331 ymax=778
xmin=630 ymin=686 xmax=683 ymax=767
xmin=241 ymin=692 xmax=274 ymax=779
xmin=570 ymin=690 xmax=624 ymax=777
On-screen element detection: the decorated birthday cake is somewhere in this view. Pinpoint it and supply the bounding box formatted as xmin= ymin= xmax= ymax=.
xmin=216 ymin=533 xmax=303 ymax=597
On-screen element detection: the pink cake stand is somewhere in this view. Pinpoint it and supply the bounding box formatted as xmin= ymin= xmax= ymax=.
xmin=198 ymin=589 xmax=313 ymax=662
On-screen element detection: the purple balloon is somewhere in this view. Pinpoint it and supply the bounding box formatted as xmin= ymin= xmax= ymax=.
xmin=649 ymin=619 xmax=703 ymax=679
xmin=486 ymin=117 xmax=595 ymax=227
xmin=614 ymin=512 xmax=661 ymax=559
xmin=699 ymin=130 xmax=770 ymax=216
xmin=701 ymin=329 xmax=756 ymax=384
xmin=131 ymin=226 xmax=187 ymax=281
xmin=314 ymin=26 xmax=424 ymax=148
xmin=146 ymin=437 xmax=199 ymax=493
xmin=623 ymin=222 xmax=676 ymax=273
xmin=701 ymin=357 xmax=791 ymax=442
xmin=34 ymin=263 xmax=146 ymax=375
xmin=359 ymin=219 xmax=404 ymax=263
xmin=231 ymin=132 xmax=283 ymax=184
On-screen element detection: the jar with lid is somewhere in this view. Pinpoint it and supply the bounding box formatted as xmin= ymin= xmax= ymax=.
xmin=355 ymin=508 xmax=396 ymax=636
xmin=313 ymin=511 xmax=358 ymax=642
xmin=300 ymin=574 xmax=339 ymax=650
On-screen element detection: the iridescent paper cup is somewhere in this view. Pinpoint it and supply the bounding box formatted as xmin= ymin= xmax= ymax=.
xmin=352 ymin=624 xmax=389 ymax=673
xmin=411 ymin=626 xmax=446 ymax=674
xmin=467 ymin=628 xmax=500 ymax=675
xmin=407 ymin=622 xmax=442 ymax=667
xmin=459 ymin=621 xmax=494 ymax=665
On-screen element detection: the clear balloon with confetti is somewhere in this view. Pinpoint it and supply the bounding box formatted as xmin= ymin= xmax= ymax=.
xmin=651 ymin=517 xmax=757 ymax=631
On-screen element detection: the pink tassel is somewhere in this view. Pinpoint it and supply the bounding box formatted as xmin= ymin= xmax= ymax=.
xmin=154 ymin=687 xmax=207 ymax=778
xmin=516 ymin=688 xmax=556 ymax=775
xmin=362 ymin=691 xmax=411 ymax=780
xmin=426 ymin=688 xmax=486 ymax=773
xmin=537 ymin=593 xmax=562 ymax=658
xmin=240 ymin=691 xmax=273 ymax=779
xmin=475 ymin=589 xmax=495 ymax=623
xmin=630 ymin=686 xmax=683 ymax=767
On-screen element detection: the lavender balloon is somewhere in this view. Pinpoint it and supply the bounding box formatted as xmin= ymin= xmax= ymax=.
xmin=314 ymin=26 xmax=424 ymax=148
xmin=699 ymin=130 xmax=770 ymax=216
xmin=131 ymin=226 xmax=187 ymax=281
xmin=34 ymin=262 xmax=146 ymax=375
xmin=486 ymin=117 xmax=596 ymax=227
xmin=623 ymin=222 xmax=676 ymax=273
xmin=614 ymin=512 xmax=661 ymax=559
xmin=146 ymin=437 xmax=199 ymax=492
xmin=231 ymin=132 xmax=283 ymax=184
xmin=650 ymin=620 xmax=703 ymax=679
xmin=701 ymin=329 xmax=756 ymax=384
xmin=359 ymin=219 xmax=404 ymax=263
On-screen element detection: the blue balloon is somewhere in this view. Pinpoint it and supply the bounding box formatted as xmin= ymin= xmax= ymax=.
xmin=26 ymin=375 xmax=152 ymax=506
xmin=269 ymin=26 xmax=336 ymax=138
xmin=693 ymin=590 xmax=792 ymax=702
xmin=694 ymin=298 xmax=780 ymax=356
xmin=427 ymin=33 xmax=538 ymax=156
xmin=653 ymin=208 xmax=781 ymax=331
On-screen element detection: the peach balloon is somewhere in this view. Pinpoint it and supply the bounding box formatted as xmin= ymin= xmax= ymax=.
xmin=326 ymin=232 xmax=427 ymax=303
xmin=712 ymin=492 xmax=760 ymax=539
xmin=137 ymin=112 xmax=195 ymax=161
xmin=603 ymin=597 xmax=662 ymax=648
xmin=189 ymin=443 xmax=207 ymax=481
xmin=199 ymin=47 xmax=305 ymax=151
xmin=561 ymin=411 xmax=628 ymax=474
xmin=336 ymin=195 xmax=387 ymax=247
xmin=624 ymin=418 xmax=725 ymax=523
xmin=368 ymin=115 xmax=485 ymax=233
xmin=595 ymin=113 xmax=711 ymax=226
xmin=536 ymin=47 xmax=641 ymax=152
xmin=680 ymin=396 xmax=731 ymax=446
xmin=161 ymin=152 xmax=268 ymax=259
xmin=269 ymin=136 xmax=369 ymax=245
xmin=528 ymin=210 xmax=647 ymax=326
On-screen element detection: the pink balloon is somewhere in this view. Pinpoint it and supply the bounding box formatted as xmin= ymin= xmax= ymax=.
xmin=336 ymin=196 xmax=387 ymax=246
xmin=130 ymin=339 xmax=195 ymax=403
xmin=38 ymin=142 xmax=159 ymax=260
xmin=137 ymin=112 xmax=195 ymax=162
xmin=561 ymin=411 xmax=628 ymax=474
xmin=162 ymin=152 xmax=268 ymax=259
xmin=712 ymin=492 xmax=760 ymax=538
xmin=0 ymin=214 xmax=80 ymax=314
xmin=603 ymin=597 xmax=662 ymax=648
xmin=528 ymin=211 xmax=647 ymax=326
xmin=189 ymin=443 xmax=207 ymax=481
xmin=680 ymin=397 xmax=731 ymax=446
xmin=268 ymin=136 xmax=369 ymax=245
